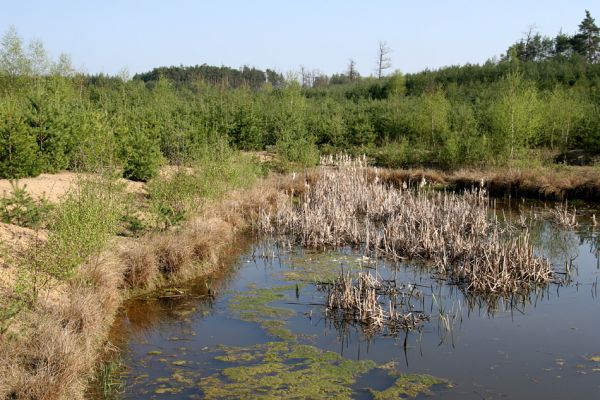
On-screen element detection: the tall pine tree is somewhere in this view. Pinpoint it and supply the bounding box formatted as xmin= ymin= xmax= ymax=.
xmin=572 ymin=10 xmax=600 ymax=63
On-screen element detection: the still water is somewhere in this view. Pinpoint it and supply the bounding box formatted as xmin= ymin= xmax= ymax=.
xmin=98 ymin=204 xmax=600 ymax=399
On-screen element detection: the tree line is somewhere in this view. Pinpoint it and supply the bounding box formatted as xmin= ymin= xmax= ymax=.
xmin=1 ymin=10 xmax=599 ymax=180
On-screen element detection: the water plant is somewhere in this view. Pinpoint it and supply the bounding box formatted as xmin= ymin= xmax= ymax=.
xmin=321 ymin=270 xmax=428 ymax=338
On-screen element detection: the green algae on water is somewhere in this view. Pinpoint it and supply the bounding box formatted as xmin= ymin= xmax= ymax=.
xmin=285 ymin=251 xmax=370 ymax=282
xmin=200 ymin=341 xmax=376 ymax=399
xmin=368 ymin=373 xmax=450 ymax=399
xmin=201 ymin=342 xmax=449 ymax=399
xmin=228 ymin=285 xmax=298 ymax=341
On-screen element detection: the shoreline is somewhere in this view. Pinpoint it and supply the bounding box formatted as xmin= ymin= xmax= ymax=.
xmin=1 ymin=163 xmax=597 ymax=399
xmin=0 ymin=173 xmax=287 ymax=399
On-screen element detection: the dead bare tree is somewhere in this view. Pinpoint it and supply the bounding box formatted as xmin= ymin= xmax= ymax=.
xmin=375 ymin=41 xmax=392 ymax=79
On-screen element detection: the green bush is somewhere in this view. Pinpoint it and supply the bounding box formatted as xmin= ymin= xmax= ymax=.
xmin=44 ymin=177 xmax=124 ymax=280
xmin=122 ymin=130 xmax=163 ymax=182
xmin=0 ymin=97 xmax=42 ymax=178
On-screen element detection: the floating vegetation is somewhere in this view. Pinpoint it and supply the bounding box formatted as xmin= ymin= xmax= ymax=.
xmin=369 ymin=373 xmax=450 ymax=399
xmin=285 ymin=250 xmax=369 ymax=282
xmin=228 ymin=285 xmax=297 ymax=341
xmin=321 ymin=270 xmax=428 ymax=338
xmin=200 ymin=341 xmax=447 ymax=399
xmin=259 ymin=155 xmax=554 ymax=295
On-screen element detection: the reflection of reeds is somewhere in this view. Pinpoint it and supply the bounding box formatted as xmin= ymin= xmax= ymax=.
xmin=260 ymin=155 xmax=553 ymax=295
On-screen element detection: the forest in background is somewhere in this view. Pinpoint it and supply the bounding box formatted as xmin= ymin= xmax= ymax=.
xmin=1 ymin=10 xmax=600 ymax=180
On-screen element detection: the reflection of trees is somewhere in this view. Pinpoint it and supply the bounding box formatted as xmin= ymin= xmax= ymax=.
xmin=528 ymin=219 xmax=579 ymax=264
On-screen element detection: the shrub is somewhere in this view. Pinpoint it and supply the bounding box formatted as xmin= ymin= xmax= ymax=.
xmin=42 ymin=177 xmax=124 ymax=282
xmin=122 ymin=130 xmax=163 ymax=182
xmin=0 ymin=181 xmax=53 ymax=228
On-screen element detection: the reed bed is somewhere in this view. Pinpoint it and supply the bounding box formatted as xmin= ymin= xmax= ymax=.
xmin=320 ymin=270 xmax=428 ymax=337
xmin=259 ymin=155 xmax=554 ymax=295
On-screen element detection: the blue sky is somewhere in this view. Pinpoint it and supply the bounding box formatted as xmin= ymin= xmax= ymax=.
xmin=1 ymin=1 xmax=599 ymax=76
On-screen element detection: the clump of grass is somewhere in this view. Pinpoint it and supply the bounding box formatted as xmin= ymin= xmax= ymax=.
xmin=0 ymin=256 xmax=125 ymax=400
xmin=154 ymin=235 xmax=193 ymax=275
xmin=121 ymin=244 xmax=159 ymax=290
xmin=260 ymin=155 xmax=553 ymax=295
xmin=547 ymin=201 xmax=578 ymax=229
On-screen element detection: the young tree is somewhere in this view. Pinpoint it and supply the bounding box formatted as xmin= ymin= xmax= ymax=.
xmin=375 ymin=41 xmax=392 ymax=79
xmin=540 ymin=87 xmax=585 ymax=150
xmin=0 ymin=27 xmax=31 ymax=77
xmin=417 ymin=87 xmax=450 ymax=146
xmin=490 ymin=72 xmax=541 ymax=163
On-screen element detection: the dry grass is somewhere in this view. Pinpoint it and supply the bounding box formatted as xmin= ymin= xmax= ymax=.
xmin=260 ymin=155 xmax=554 ymax=295
xmin=0 ymin=255 xmax=124 ymax=400
xmin=362 ymin=164 xmax=600 ymax=202
xmin=121 ymin=244 xmax=159 ymax=290
xmin=547 ymin=202 xmax=579 ymax=229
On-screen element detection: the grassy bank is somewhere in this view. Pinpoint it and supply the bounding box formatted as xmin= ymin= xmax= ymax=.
xmin=0 ymin=151 xmax=283 ymax=399
xmin=369 ymin=164 xmax=600 ymax=203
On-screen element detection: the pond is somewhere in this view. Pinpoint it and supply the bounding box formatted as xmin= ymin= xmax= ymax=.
xmin=94 ymin=202 xmax=600 ymax=399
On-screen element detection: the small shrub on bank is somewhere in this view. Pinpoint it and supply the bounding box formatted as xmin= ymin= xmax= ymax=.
xmin=0 ymin=182 xmax=53 ymax=229
xmin=122 ymin=131 xmax=163 ymax=182
xmin=45 ymin=178 xmax=124 ymax=280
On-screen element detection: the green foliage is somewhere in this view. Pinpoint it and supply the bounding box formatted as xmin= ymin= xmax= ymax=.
xmin=0 ymin=181 xmax=53 ymax=228
xmin=147 ymin=168 xmax=199 ymax=229
xmin=44 ymin=177 xmax=124 ymax=280
xmin=2 ymin=18 xmax=600 ymax=177
xmin=489 ymin=72 xmax=542 ymax=164
xmin=0 ymin=96 xmax=42 ymax=178
xmin=0 ymin=176 xmax=124 ymax=330
xmin=122 ymin=129 xmax=163 ymax=182
xmin=147 ymin=146 xmax=262 ymax=230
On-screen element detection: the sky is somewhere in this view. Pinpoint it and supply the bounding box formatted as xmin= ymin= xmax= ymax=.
xmin=1 ymin=1 xmax=599 ymax=77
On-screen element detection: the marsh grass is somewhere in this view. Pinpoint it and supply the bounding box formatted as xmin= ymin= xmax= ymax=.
xmin=547 ymin=201 xmax=578 ymax=229
xmin=260 ymin=155 xmax=554 ymax=295
xmin=321 ymin=270 xmax=428 ymax=338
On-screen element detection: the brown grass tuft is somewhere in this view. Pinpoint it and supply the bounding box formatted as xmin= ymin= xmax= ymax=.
xmin=0 ymin=256 xmax=124 ymax=400
xmin=153 ymin=235 xmax=193 ymax=276
xmin=121 ymin=244 xmax=159 ymax=290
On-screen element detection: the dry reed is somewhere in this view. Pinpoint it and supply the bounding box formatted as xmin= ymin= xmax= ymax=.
xmin=259 ymin=155 xmax=554 ymax=295
xmin=547 ymin=202 xmax=578 ymax=229
xmin=321 ymin=270 xmax=428 ymax=337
